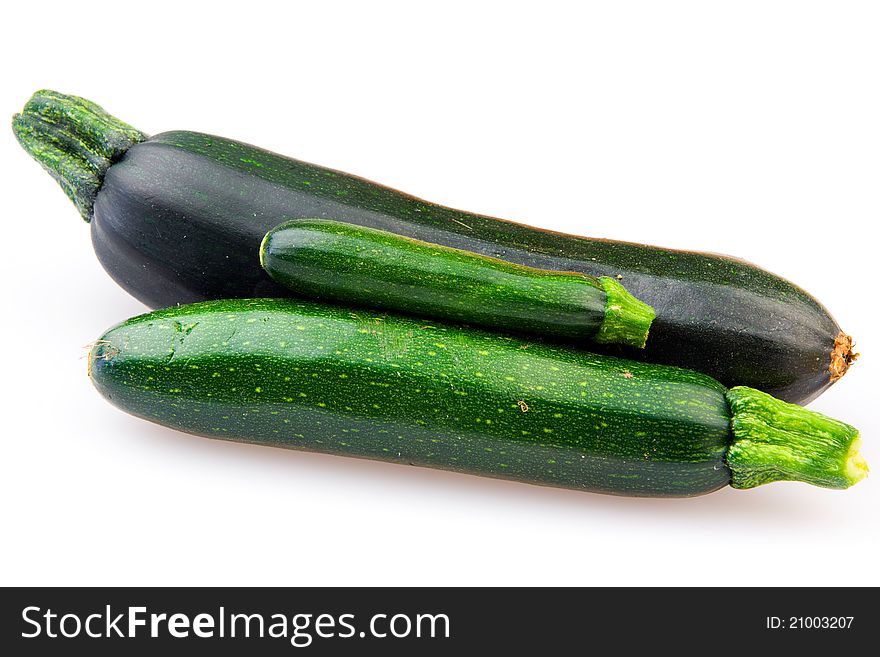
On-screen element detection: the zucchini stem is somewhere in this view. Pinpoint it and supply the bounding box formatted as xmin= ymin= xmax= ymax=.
xmin=12 ymin=90 xmax=146 ymax=221
xmin=595 ymin=276 xmax=656 ymax=349
xmin=725 ymin=386 xmax=867 ymax=490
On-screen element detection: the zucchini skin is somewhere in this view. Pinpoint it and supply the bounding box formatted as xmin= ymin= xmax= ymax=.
xmin=91 ymin=131 xmax=842 ymax=403
xmin=89 ymin=299 xmax=732 ymax=498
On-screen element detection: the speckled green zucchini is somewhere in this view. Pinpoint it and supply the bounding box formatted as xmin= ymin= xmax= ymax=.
xmin=260 ymin=219 xmax=655 ymax=348
xmin=88 ymin=299 xmax=866 ymax=497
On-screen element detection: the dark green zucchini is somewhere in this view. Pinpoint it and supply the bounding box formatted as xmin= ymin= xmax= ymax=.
xmin=260 ymin=219 xmax=655 ymax=348
xmin=88 ymin=299 xmax=866 ymax=497
xmin=15 ymin=90 xmax=856 ymax=403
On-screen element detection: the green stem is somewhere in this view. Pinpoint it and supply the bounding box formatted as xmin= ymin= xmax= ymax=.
xmin=595 ymin=276 xmax=656 ymax=349
xmin=725 ymin=386 xmax=867 ymax=490
xmin=11 ymin=89 xmax=146 ymax=220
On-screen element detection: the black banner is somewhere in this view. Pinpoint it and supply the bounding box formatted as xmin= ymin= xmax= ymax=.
xmin=0 ymin=587 xmax=871 ymax=654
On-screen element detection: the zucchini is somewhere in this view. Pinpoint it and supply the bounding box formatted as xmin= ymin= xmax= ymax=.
xmin=88 ymin=299 xmax=866 ymax=497
xmin=260 ymin=219 xmax=655 ymax=348
xmin=15 ymin=90 xmax=855 ymax=403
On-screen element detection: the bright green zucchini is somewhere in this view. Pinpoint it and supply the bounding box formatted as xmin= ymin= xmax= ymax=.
xmin=260 ymin=219 xmax=655 ymax=348
xmin=88 ymin=299 xmax=866 ymax=497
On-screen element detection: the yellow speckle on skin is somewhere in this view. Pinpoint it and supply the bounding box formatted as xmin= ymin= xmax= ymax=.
xmin=255 ymin=387 xmax=262 ymax=393
xmin=478 ymin=350 xmax=489 ymax=356
xmin=553 ymin=413 xmax=563 ymax=418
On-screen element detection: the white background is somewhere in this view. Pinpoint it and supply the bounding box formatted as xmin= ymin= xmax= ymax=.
xmin=1 ymin=1 xmax=877 ymax=586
